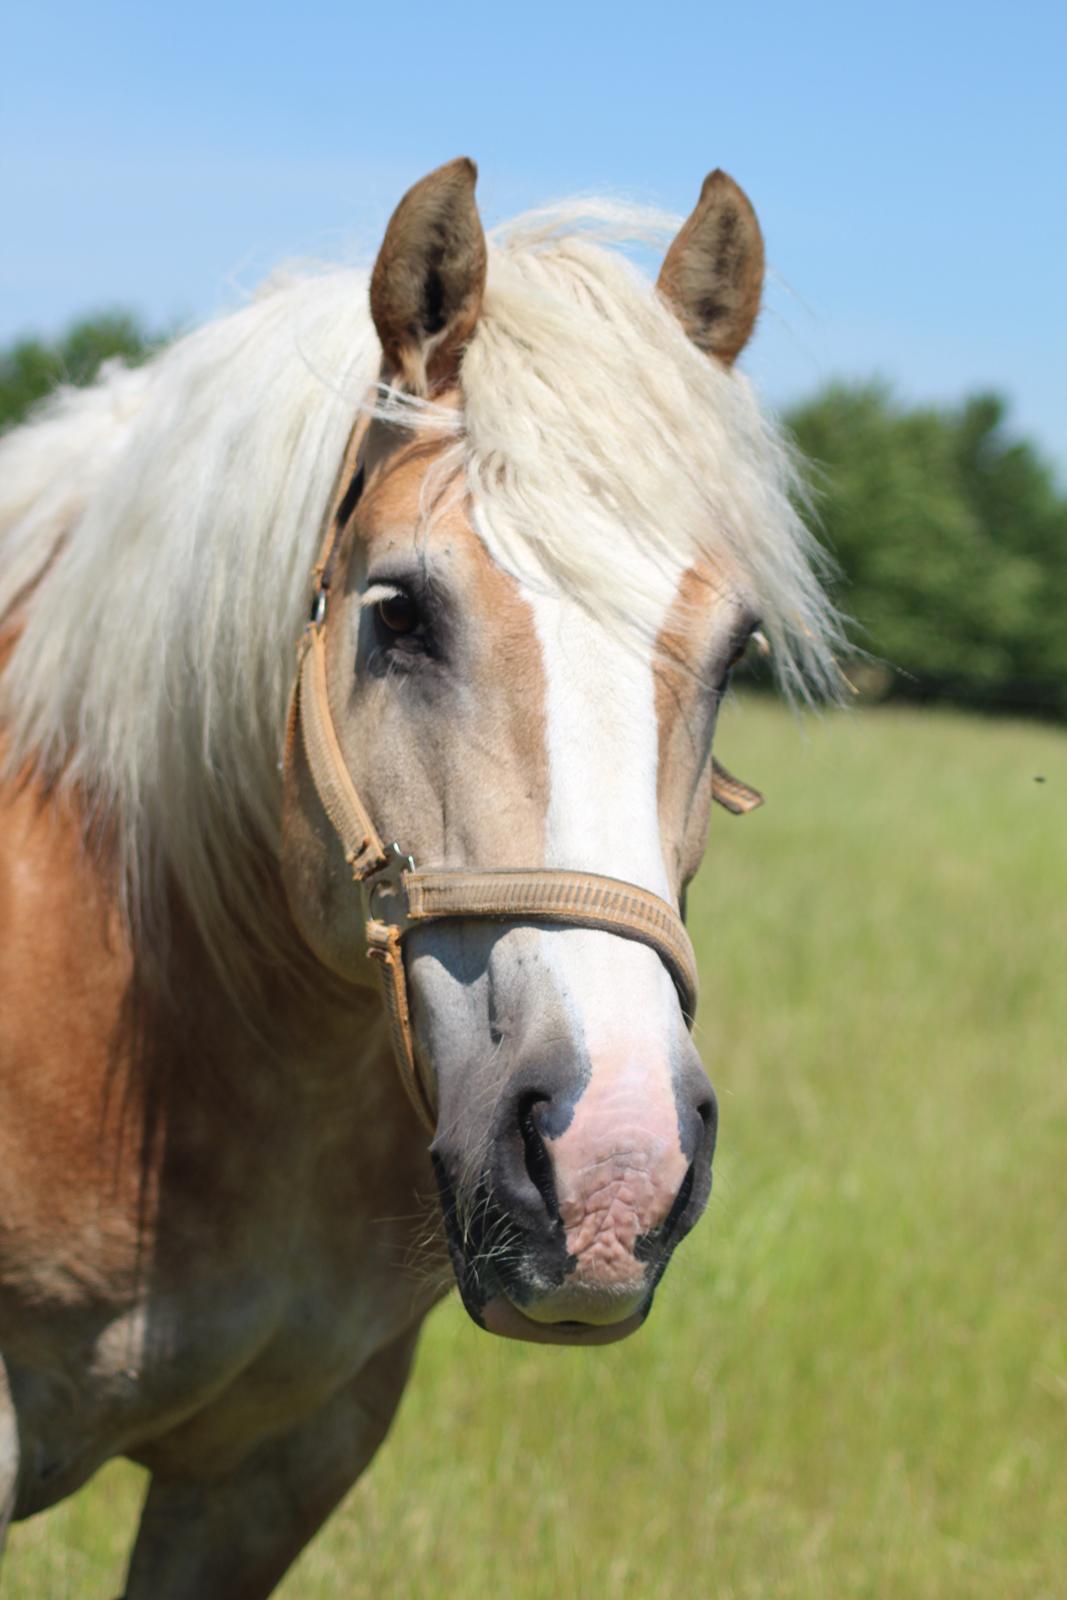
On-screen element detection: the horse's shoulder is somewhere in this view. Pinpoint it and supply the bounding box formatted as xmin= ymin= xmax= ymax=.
xmin=0 ymin=756 xmax=135 ymax=1253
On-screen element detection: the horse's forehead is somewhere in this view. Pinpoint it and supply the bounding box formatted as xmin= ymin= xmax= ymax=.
xmin=356 ymin=432 xmax=732 ymax=726
xmin=359 ymin=431 xmax=730 ymax=614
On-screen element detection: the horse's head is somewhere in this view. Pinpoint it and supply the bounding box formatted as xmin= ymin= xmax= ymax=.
xmin=282 ymin=160 xmax=798 ymax=1344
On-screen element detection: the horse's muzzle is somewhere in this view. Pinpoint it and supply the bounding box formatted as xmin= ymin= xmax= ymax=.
xmin=431 ymin=1042 xmax=716 ymax=1345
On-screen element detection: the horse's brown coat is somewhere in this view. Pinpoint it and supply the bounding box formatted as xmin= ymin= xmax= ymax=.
xmin=0 ymin=159 xmax=774 ymax=1596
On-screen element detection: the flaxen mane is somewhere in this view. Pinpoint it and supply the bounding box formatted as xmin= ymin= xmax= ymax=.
xmin=0 ymin=201 xmax=842 ymax=991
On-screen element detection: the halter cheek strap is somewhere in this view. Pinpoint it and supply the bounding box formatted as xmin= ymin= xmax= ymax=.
xmin=286 ymin=415 xmax=759 ymax=1135
xmin=290 ymin=613 xmax=701 ymax=1133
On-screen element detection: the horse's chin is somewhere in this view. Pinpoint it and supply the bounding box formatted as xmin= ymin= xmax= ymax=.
xmin=478 ymin=1294 xmax=648 ymax=1346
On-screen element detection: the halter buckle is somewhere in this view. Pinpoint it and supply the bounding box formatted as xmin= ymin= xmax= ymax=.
xmin=362 ymin=842 xmax=416 ymax=932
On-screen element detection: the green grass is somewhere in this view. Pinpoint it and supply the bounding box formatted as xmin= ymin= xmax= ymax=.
xmin=7 ymin=699 xmax=1066 ymax=1598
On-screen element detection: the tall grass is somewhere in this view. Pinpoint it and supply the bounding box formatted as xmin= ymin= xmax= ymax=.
xmin=7 ymin=700 xmax=1065 ymax=1598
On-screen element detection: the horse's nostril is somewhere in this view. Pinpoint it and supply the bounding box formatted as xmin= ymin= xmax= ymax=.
xmin=518 ymin=1092 xmax=560 ymax=1223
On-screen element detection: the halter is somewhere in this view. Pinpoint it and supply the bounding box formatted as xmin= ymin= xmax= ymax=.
xmin=285 ymin=414 xmax=759 ymax=1134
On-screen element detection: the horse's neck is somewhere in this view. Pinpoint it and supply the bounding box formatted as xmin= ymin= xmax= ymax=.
xmin=0 ymin=752 xmax=445 ymax=1442
xmin=0 ymin=753 xmax=417 ymax=1239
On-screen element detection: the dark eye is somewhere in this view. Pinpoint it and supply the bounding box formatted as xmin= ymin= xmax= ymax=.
xmin=367 ymin=582 xmax=436 ymax=668
xmin=716 ymin=622 xmax=765 ymax=693
xmin=727 ymin=622 xmax=766 ymax=671
xmin=376 ymin=590 xmax=420 ymax=636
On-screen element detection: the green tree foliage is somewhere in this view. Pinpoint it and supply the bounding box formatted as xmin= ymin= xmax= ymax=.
xmin=786 ymin=384 xmax=1067 ymax=716
xmin=0 ymin=312 xmax=159 ymax=434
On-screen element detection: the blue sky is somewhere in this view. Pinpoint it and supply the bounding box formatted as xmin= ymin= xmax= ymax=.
xmin=5 ymin=1 xmax=1064 ymax=471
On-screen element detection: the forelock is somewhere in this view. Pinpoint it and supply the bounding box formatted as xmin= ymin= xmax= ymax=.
xmin=378 ymin=200 xmax=844 ymax=699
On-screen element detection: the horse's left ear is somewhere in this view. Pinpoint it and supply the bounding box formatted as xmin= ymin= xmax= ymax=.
xmin=657 ymin=170 xmax=765 ymax=366
xmin=370 ymin=156 xmax=488 ymax=397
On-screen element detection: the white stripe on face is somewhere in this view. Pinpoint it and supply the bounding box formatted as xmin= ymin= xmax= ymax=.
xmin=521 ymin=583 xmax=692 ymax=1282
xmin=525 ymin=588 xmax=673 ymax=899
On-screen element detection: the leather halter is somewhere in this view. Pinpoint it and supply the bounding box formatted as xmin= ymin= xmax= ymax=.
xmin=285 ymin=415 xmax=758 ymax=1135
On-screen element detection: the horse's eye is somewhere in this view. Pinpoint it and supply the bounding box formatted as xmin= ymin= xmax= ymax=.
xmin=726 ymin=624 xmax=767 ymax=671
xmin=377 ymin=591 xmax=419 ymax=635
xmin=716 ymin=623 xmax=765 ymax=695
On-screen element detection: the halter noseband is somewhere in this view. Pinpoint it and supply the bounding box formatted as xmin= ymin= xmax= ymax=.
xmin=285 ymin=415 xmax=756 ymax=1135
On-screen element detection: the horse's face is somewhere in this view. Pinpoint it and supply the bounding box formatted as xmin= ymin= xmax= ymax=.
xmin=283 ymin=159 xmax=767 ymax=1344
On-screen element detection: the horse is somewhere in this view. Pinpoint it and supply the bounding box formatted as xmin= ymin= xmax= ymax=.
xmin=0 ymin=158 xmax=840 ymax=1597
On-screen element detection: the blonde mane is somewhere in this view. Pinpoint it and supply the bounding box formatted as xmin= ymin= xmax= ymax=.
xmin=0 ymin=201 xmax=842 ymax=990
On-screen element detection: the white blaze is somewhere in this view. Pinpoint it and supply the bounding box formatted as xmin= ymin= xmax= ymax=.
xmin=523 ymin=584 xmax=680 ymax=1062
xmin=522 ymin=582 xmax=692 ymax=1282
xmin=526 ymin=588 xmax=671 ymax=892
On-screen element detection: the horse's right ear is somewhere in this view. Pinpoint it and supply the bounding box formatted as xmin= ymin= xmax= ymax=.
xmin=657 ymin=169 xmax=765 ymax=367
xmin=370 ymin=157 xmax=487 ymax=398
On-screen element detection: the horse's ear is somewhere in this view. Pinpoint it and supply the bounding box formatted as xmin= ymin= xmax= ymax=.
xmin=711 ymin=757 xmax=764 ymax=815
xmin=370 ymin=157 xmax=487 ymax=397
xmin=657 ymin=170 xmax=765 ymax=366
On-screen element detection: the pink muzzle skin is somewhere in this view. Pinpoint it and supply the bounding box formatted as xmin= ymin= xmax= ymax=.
xmin=548 ymin=1062 xmax=691 ymax=1269
xmin=486 ymin=1067 xmax=693 ymax=1340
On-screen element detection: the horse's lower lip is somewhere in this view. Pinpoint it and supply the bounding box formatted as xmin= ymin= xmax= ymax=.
xmin=517 ymin=1286 xmax=647 ymax=1327
xmin=479 ymin=1295 xmax=646 ymax=1345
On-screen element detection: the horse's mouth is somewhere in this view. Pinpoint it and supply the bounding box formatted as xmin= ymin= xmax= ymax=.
xmin=430 ymin=1156 xmax=656 ymax=1344
xmin=479 ymin=1294 xmax=649 ymax=1345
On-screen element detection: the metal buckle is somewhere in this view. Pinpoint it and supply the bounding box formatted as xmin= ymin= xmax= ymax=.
xmin=362 ymin=842 xmax=416 ymax=932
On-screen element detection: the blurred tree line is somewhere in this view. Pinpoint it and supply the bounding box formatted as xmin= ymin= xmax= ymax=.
xmin=788 ymin=383 xmax=1067 ymax=718
xmin=0 ymin=312 xmax=160 ymax=432
xmin=2 ymin=316 xmax=1064 ymax=719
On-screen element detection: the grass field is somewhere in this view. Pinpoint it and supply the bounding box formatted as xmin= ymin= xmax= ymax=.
xmin=6 ymin=698 xmax=1066 ymax=1598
